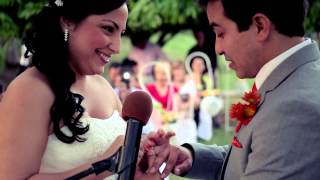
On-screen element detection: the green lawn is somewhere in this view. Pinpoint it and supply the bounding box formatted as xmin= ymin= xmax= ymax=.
xmin=199 ymin=126 xmax=234 ymax=146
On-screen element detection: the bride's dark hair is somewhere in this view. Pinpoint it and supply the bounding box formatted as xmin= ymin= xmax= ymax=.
xmin=23 ymin=0 xmax=127 ymax=143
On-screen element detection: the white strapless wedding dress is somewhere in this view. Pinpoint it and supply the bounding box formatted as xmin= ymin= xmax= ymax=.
xmin=39 ymin=111 xmax=126 ymax=179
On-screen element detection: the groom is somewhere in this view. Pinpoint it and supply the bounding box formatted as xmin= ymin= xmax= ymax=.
xmin=142 ymin=0 xmax=320 ymax=179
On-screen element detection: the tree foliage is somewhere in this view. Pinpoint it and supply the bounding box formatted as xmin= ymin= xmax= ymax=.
xmin=127 ymin=0 xmax=201 ymax=32
xmin=0 ymin=0 xmax=320 ymax=42
xmin=0 ymin=0 xmax=202 ymax=41
xmin=0 ymin=0 xmax=319 ymax=68
xmin=1 ymin=0 xmax=319 ymax=40
xmin=305 ymin=0 xmax=320 ymax=33
xmin=0 ymin=0 xmax=45 ymax=40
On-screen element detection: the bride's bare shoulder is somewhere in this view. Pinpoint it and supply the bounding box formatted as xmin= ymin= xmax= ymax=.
xmin=4 ymin=67 xmax=54 ymax=103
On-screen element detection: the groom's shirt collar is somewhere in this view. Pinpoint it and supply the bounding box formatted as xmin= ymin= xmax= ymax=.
xmin=255 ymin=38 xmax=312 ymax=89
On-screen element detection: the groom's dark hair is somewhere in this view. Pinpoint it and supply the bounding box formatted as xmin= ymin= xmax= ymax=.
xmin=199 ymin=0 xmax=308 ymax=37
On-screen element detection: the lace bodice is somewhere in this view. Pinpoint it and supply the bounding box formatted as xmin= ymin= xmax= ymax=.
xmin=39 ymin=111 xmax=126 ymax=176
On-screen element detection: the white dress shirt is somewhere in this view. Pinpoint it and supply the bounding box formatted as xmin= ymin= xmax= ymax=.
xmin=255 ymin=38 xmax=312 ymax=89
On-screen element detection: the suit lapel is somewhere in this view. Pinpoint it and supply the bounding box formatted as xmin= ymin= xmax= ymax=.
xmin=258 ymin=41 xmax=320 ymax=107
xmin=219 ymin=147 xmax=232 ymax=180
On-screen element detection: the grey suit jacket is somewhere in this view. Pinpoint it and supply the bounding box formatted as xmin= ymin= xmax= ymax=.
xmin=185 ymin=41 xmax=320 ymax=180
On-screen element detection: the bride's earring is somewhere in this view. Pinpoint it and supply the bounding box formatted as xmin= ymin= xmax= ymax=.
xmin=64 ymin=29 xmax=69 ymax=42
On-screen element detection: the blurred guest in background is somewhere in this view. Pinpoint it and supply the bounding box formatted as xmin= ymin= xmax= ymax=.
xmin=107 ymin=61 xmax=121 ymax=88
xmin=171 ymin=61 xmax=188 ymax=90
xmin=144 ymin=62 xmax=179 ymax=130
xmin=188 ymin=14 xmax=218 ymax=88
xmin=185 ymin=52 xmax=215 ymax=141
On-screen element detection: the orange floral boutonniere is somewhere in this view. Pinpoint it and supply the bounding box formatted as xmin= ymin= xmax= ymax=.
xmin=230 ymin=84 xmax=260 ymax=148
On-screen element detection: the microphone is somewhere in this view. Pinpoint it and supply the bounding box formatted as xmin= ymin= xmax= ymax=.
xmin=117 ymin=90 xmax=152 ymax=180
xmin=118 ymin=91 xmax=152 ymax=180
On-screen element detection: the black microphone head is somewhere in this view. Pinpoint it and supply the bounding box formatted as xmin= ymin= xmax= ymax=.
xmin=121 ymin=91 xmax=152 ymax=125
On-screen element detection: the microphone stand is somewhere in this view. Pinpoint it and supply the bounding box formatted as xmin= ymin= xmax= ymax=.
xmin=65 ymin=147 xmax=122 ymax=180
xmin=117 ymin=119 xmax=143 ymax=180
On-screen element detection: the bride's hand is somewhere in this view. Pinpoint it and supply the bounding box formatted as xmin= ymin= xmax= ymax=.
xmin=101 ymin=135 xmax=163 ymax=180
xmin=94 ymin=135 xmax=124 ymax=179
xmin=134 ymin=130 xmax=175 ymax=179
xmin=134 ymin=149 xmax=163 ymax=180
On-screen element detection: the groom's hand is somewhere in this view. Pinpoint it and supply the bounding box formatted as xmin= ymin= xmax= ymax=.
xmin=143 ymin=130 xmax=193 ymax=178
xmin=148 ymin=144 xmax=193 ymax=178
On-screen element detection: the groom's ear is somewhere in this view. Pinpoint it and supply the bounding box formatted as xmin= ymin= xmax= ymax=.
xmin=252 ymin=13 xmax=272 ymax=41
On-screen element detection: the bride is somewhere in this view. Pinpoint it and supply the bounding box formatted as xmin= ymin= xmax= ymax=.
xmin=0 ymin=0 xmax=161 ymax=179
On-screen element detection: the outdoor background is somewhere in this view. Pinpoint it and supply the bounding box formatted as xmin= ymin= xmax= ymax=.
xmin=1 ymin=0 xmax=320 ymax=179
